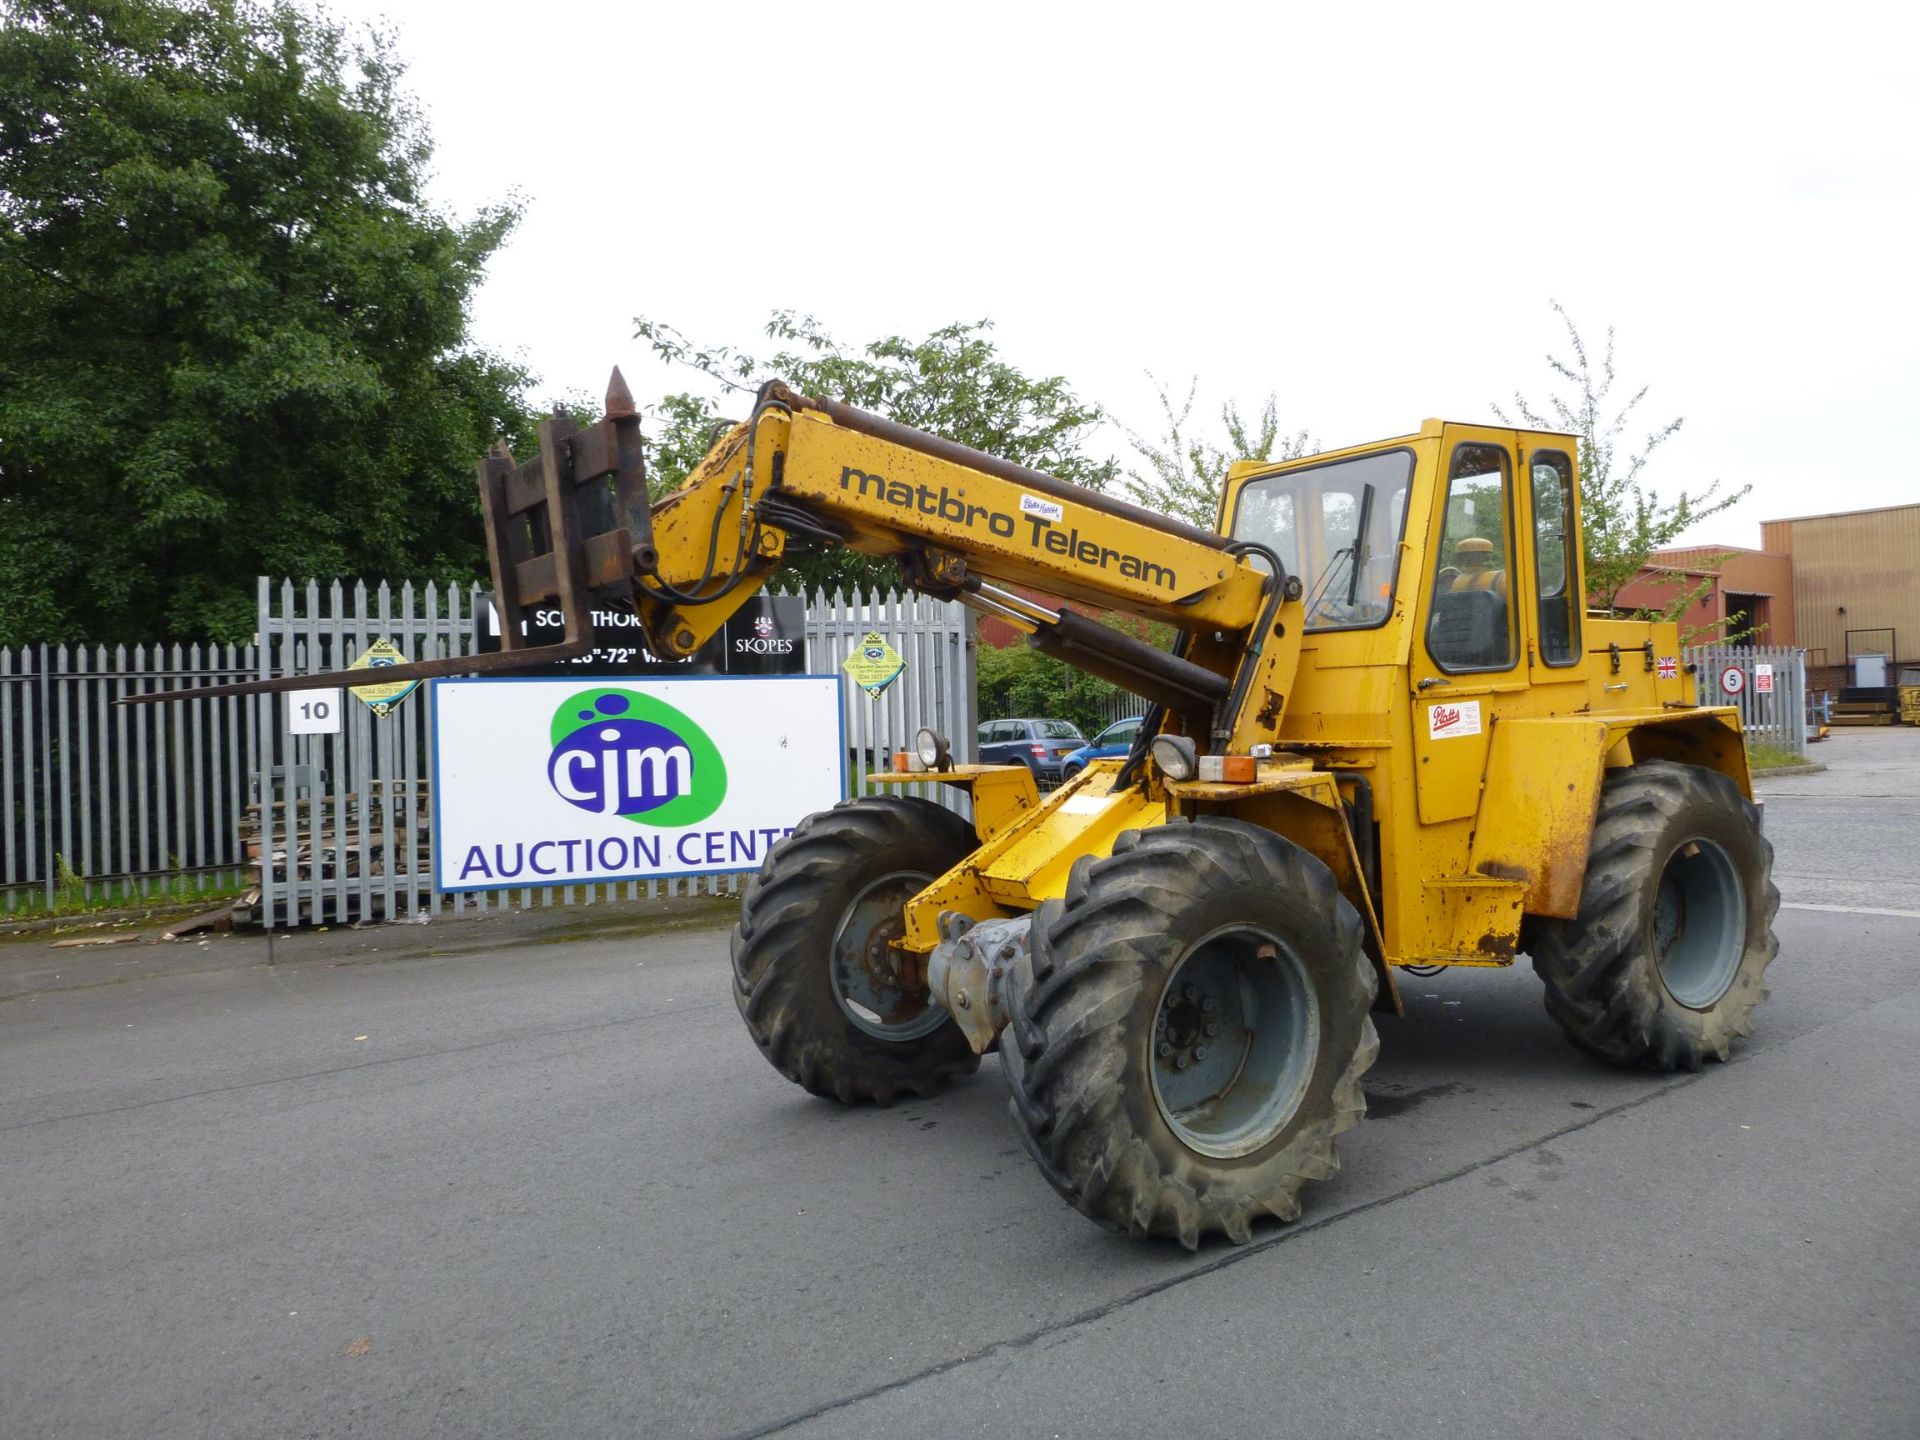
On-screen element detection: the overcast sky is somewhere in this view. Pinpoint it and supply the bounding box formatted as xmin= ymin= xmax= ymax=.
xmin=333 ymin=0 xmax=1916 ymax=548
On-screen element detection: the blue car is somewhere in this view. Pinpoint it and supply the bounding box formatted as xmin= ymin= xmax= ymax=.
xmin=1059 ymin=716 xmax=1146 ymax=782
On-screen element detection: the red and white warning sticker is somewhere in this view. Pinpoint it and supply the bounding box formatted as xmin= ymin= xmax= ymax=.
xmin=1428 ymin=700 xmax=1482 ymax=739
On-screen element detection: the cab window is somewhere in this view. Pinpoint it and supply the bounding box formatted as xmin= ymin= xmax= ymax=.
xmin=1231 ymin=450 xmax=1414 ymax=631
xmin=1531 ymin=450 xmax=1580 ymax=665
xmin=1426 ymin=443 xmax=1515 ymax=671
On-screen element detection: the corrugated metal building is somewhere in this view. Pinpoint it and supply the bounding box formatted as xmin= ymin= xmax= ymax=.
xmin=1760 ymin=502 xmax=1920 ymax=683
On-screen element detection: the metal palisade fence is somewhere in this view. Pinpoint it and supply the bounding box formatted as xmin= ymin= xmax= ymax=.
xmin=1685 ymin=644 xmax=1808 ymax=755
xmin=2 ymin=580 xmax=975 ymax=923
xmin=1 ymin=642 xmax=260 ymax=912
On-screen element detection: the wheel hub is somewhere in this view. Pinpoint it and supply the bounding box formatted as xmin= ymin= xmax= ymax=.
xmin=830 ymin=872 xmax=946 ymax=1041
xmin=1653 ymin=836 xmax=1745 ymax=1010
xmin=1154 ymin=983 xmax=1221 ymax=1072
xmin=1150 ymin=927 xmax=1320 ymax=1160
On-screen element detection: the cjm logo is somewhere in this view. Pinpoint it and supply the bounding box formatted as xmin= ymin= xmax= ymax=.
xmin=546 ymin=689 xmax=728 ymax=827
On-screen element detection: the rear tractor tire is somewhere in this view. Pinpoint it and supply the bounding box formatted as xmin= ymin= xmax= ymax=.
xmin=1530 ymin=760 xmax=1778 ymax=1072
xmin=731 ymin=796 xmax=980 ymax=1105
xmin=1001 ymin=819 xmax=1379 ymax=1250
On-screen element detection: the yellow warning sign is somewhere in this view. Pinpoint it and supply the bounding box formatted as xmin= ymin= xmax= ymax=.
xmin=842 ymin=630 xmax=905 ymax=698
xmin=348 ymin=638 xmax=418 ymax=717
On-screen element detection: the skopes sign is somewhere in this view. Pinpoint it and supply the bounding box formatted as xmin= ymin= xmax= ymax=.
xmin=432 ymin=675 xmax=842 ymax=890
xmin=474 ymin=594 xmax=806 ymax=677
xmin=729 ymin=602 xmax=805 ymax=669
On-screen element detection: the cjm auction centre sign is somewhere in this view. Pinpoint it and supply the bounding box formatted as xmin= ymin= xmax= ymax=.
xmin=432 ymin=676 xmax=843 ymax=890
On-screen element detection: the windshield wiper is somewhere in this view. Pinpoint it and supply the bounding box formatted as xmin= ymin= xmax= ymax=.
xmin=1346 ymin=483 xmax=1376 ymax=608
xmin=1303 ymin=483 xmax=1376 ymax=621
xmin=1303 ymin=542 xmax=1357 ymax=617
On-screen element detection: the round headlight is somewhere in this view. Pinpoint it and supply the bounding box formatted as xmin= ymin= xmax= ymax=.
xmin=1150 ymin=733 xmax=1198 ymax=782
xmin=914 ymin=726 xmax=950 ymax=769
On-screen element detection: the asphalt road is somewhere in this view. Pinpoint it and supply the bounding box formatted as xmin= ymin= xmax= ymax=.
xmin=4 ymin=730 xmax=1918 ymax=1439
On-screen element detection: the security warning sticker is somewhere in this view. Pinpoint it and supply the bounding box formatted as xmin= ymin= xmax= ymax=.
xmin=842 ymin=631 xmax=905 ymax=699
xmin=1428 ymin=700 xmax=1482 ymax=740
xmin=349 ymin=638 xmax=418 ymax=717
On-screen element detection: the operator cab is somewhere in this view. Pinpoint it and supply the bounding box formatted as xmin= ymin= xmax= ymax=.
xmin=1221 ymin=421 xmax=1585 ymax=673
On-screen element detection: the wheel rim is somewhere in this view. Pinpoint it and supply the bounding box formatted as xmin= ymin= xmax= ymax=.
xmin=1653 ymin=835 xmax=1746 ymax=1009
xmin=1148 ymin=925 xmax=1320 ymax=1159
xmin=830 ymin=871 xmax=946 ymax=1041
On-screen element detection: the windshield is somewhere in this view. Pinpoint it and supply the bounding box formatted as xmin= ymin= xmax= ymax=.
xmin=1037 ymin=720 xmax=1083 ymax=740
xmin=1230 ymin=450 xmax=1414 ymax=631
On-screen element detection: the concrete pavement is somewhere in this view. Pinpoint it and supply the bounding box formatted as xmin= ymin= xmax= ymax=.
xmin=3 ymin=729 xmax=1917 ymax=1439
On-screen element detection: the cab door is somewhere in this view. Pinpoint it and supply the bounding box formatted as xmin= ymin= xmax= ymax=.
xmin=1515 ymin=444 xmax=1591 ymax=710
xmin=1409 ymin=429 xmax=1525 ymax=823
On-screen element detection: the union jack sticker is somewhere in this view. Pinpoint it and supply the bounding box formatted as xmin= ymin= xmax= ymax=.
xmin=1657 ymin=655 xmax=1679 ymax=680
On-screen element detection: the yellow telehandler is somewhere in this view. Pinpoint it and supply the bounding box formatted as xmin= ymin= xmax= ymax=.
xmin=151 ymin=372 xmax=1776 ymax=1248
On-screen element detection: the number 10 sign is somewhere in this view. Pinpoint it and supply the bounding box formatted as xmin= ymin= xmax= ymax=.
xmin=288 ymin=690 xmax=344 ymax=735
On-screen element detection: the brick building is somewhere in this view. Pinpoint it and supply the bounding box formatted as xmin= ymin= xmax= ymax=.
xmin=1613 ymin=545 xmax=1796 ymax=646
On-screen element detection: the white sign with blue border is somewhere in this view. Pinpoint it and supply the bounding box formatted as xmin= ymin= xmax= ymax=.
xmin=432 ymin=675 xmax=845 ymax=890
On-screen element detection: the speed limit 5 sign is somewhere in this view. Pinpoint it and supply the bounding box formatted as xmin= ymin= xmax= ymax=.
xmin=1719 ymin=666 xmax=1746 ymax=697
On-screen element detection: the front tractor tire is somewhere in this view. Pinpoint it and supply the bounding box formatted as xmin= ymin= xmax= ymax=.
xmin=1001 ymin=819 xmax=1379 ymax=1250
xmin=731 ymin=796 xmax=980 ymax=1105
xmin=1530 ymin=760 xmax=1779 ymax=1072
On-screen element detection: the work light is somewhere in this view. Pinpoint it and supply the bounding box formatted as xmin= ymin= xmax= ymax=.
xmin=915 ymin=726 xmax=952 ymax=772
xmin=1149 ymin=733 xmax=1198 ymax=782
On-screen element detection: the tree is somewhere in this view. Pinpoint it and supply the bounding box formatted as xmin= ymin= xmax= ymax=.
xmin=633 ymin=312 xmax=1115 ymax=592
xmin=1122 ymin=375 xmax=1315 ymax=529
xmin=1494 ymin=302 xmax=1749 ymax=621
xmin=975 ymin=640 xmax=1124 ymax=738
xmin=0 ymin=0 xmax=540 ymax=644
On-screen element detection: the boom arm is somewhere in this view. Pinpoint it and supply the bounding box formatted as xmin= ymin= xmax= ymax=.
xmin=124 ymin=372 xmax=1292 ymax=745
xmin=622 ymin=381 xmax=1277 ymax=723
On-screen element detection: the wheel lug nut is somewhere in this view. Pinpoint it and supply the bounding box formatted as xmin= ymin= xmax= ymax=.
xmin=1201 ymin=996 xmax=1216 ymax=1013
xmin=1194 ymin=1045 xmax=1208 ymax=1061
xmin=1183 ymin=984 xmax=1199 ymax=1001
xmin=1174 ymin=1054 xmax=1190 ymax=1070
xmin=1205 ymin=1021 xmax=1219 ymax=1037
xmin=1158 ymin=1041 xmax=1173 ymax=1058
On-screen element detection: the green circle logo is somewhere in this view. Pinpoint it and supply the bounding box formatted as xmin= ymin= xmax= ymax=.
xmin=546 ymin=688 xmax=728 ymax=827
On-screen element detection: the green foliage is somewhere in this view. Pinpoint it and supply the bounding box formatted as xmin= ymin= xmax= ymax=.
xmin=0 ymin=0 xmax=541 ymax=644
xmin=1494 ymin=302 xmax=1749 ymax=620
xmin=52 ymin=852 xmax=84 ymax=910
xmin=1745 ymin=737 xmax=1804 ymax=770
xmin=4 ymin=867 xmax=250 ymax=920
xmin=1122 ymin=375 xmax=1315 ymax=529
xmin=974 ymin=641 xmax=1122 ymax=739
xmin=634 ymin=312 xmax=1116 ymax=593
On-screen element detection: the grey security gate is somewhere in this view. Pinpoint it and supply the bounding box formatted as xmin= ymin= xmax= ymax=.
xmin=252 ymin=579 xmax=975 ymax=928
xmin=1 ymin=643 xmax=259 ymax=912
xmin=1686 ymin=644 xmax=1808 ymax=756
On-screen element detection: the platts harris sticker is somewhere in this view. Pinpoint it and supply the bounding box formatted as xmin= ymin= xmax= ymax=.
xmin=1427 ymin=700 xmax=1483 ymax=740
